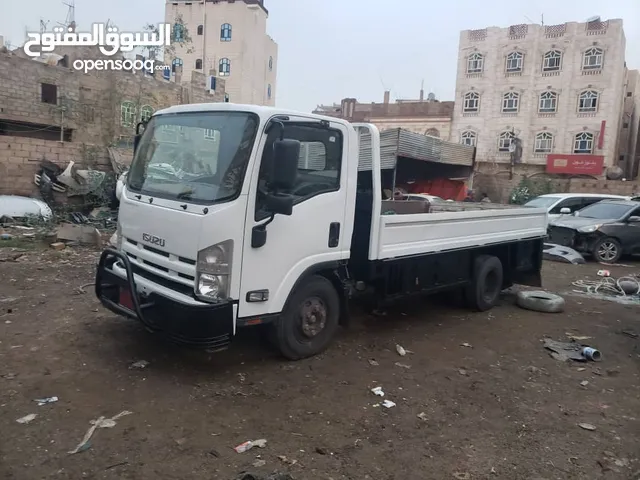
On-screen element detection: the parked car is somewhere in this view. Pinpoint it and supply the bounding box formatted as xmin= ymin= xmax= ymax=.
xmin=547 ymin=199 xmax=640 ymax=263
xmin=524 ymin=193 xmax=629 ymax=221
xmin=396 ymin=193 xmax=446 ymax=204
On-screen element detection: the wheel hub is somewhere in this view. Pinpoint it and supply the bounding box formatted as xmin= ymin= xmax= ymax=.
xmin=299 ymin=297 xmax=327 ymax=338
xmin=598 ymin=242 xmax=618 ymax=261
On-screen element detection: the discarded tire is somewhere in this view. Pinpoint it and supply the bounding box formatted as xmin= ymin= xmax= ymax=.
xmin=516 ymin=290 xmax=565 ymax=313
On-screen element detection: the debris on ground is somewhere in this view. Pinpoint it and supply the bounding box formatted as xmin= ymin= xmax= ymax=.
xmin=371 ymin=386 xmax=384 ymax=397
xmin=236 ymin=473 xmax=294 ymax=480
xmin=56 ymin=223 xmax=102 ymax=247
xmin=368 ymin=359 xmax=379 ymax=366
xmin=453 ymin=472 xmax=470 ymax=479
xmin=566 ymin=333 xmax=592 ymax=341
xmin=34 ymin=396 xmax=58 ymax=406
xmin=252 ymin=459 xmax=266 ymax=467
xmin=50 ymin=242 xmax=66 ymax=251
xmin=516 ymin=290 xmax=565 ymax=313
xmin=395 ymin=344 xmax=407 ymax=356
xmin=543 ymin=243 xmax=586 ymax=264
xmin=130 ymin=360 xmax=149 ymax=369
xmin=277 ymin=455 xmax=297 ymax=465
xmin=234 ymin=439 xmax=267 ymax=453
xmin=382 ymin=400 xmax=396 ymax=409
xmin=16 ymin=414 xmax=37 ymax=424
xmin=580 ymin=380 xmax=589 ymax=387
xmin=578 ymin=423 xmax=597 ymax=431
xmin=68 ymin=410 xmax=133 ymax=454
xmin=395 ymin=362 xmax=411 ymax=369
xmin=460 ymin=343 xmax=473 ymax=348
xmin=543 ymin=339 xmax=602 ymax=362
xmin=315 ymin=447 xmax=328 ymax=455
xmin=417 ymin=412 xmax=428 ymax=421
xmin=571 ymin=276 xmax=640 ymax=304
xmin=74 ymin=283 xmax=94 ymax=295
xmin=597 ymin=269 xmax=611 ymax=277
xmin=621 ymin=330 xmax=638 ymax=339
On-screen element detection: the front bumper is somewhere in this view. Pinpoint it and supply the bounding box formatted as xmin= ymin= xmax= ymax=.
xmin=547 ymin=227 xmax=599 ymax=254
xmin=95 ymin=248 xmax=234 ymax=349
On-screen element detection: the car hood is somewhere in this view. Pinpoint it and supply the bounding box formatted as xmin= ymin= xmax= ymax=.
xmin=550 ymin=216 xmax=616 ymax=229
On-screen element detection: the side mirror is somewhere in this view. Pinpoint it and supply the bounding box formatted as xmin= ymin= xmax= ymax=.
xmin=560 ymin=207 xmax=571 ymax=214
xmin=629 ymin=216 xmax=640 ymax=222
xmin=265 ymin=193 xmax=293 ymax=216
xmin=271 ymin=139 xmax=300 ymax=191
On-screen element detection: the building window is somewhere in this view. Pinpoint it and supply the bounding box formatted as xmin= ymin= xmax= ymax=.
xmin=140 ymin=105 xmax=153 ymax=123
xmin=467 ymin=52 xmax=484 ymax=73
xmin=195 ymin=59 xmax=202 ymax=70
xmin=463 ymin=91 xmax=480 ymax=112
xmin=219 ymin=58 xmax=230 ymax=76
xmin=269 ymin=56 xmax=273 ymax=71
xmin=502 ymin=92 xmax=520 ymax=113
xmin=425 ymin=128 xmax=440 ymax=137
xmin=204 ymin=128 xmax=218 ymax=140
xmin=197 ymin=25 xmax=203 ymax=35
xmin=498 ymin=131 xmax=513 ymax=152
xmin=267 ymin=84 xmax=272 ymax=99
xmin=628 ymin=92 xmax=633 ymax=97
xmin=171 ymin=57 xmax=183 ymax=74
xmin=505 ymin=51 xmax=524 ymax=72
xmin=224 ymin=93 xmax=230 ymax=103
xmin=121 ymin=101 xmax=137 ymax=127
xmin=534 ymin=132 xmax=553 ymax=153
xmin=461 ymin=131 xmax=476 ymax=146
xmin=173 ymin=23 xmax=184 ymax=42
xmin=574 ymin=132 xmax=594 ymax=153
xmin=539 ymin=91 xmax=558 ymax=113
xmin=583 ymin=47 xmax=603 ymax=70
xmin=578 ymin=90 xmax=599 ymax=113
xmin=542 ymin=50 xmax=562 ymax=71
xmin=221 ymin=23 xmax=232 ymax=41
xmin=41 ymin=83 xmax=57 ymax=105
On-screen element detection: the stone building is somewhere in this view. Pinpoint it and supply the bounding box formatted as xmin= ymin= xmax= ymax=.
xmin=165 ymin=0 xmax=277 ymax=106
xmin=313 ymin=90 xmax=454 ymax=139
xmin=619 ymin=69 xmax=640 ymax=178
xmin=451 ymin=18 xmax=634 ymax=177
xmin=0 ymin=48 xmax=226 ymax=197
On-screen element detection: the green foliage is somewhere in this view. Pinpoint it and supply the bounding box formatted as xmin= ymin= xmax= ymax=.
xmin=509 ymin=177 xmax=555 ymax=205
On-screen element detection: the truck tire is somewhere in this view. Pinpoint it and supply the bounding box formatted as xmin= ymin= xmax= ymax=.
xmin=516 ymin=290 xmax=565 ymax=313
xmin=273 ymin=275 xmax=341 ymax=360
xmin=593 ymin=237 xmax=622 ymax=264
xmin=465 ymin=255 xmax=503 ymax=312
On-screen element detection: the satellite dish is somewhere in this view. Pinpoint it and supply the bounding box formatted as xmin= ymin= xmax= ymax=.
xmin=427 ymin=92 xmax=436 ymax=101
xmin=586 ymin=15 xmax=601 ymax=23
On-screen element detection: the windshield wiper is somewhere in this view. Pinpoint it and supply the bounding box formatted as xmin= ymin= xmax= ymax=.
xmin=176 ymin=190 xmax=194 ymax=200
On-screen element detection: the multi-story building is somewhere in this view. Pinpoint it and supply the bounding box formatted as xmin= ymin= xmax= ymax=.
xmin=313 ymin=90 xmax=454 ymax=139
xmin=451 ymin=18 xmax=629 ymax=178
xmin=620 ymin=69 xmax=640 ymax=178
xmin=165 ymin=0 xmax=277 ymax=106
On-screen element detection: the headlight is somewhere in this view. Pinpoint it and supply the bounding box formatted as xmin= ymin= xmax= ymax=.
xmin=195 ymin=240 xmax=233 ymax=302
xmin=578 ymin=224 xmax=601 ymax=233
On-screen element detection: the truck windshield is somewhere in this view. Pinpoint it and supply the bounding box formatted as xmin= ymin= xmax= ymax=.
xmin=127 ymin=112 xmax=259 ymax=204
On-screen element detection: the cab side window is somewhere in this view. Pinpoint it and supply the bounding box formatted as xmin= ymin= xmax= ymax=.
xmin=255 ymin=122 xmax=343 ymax=220
xmin=550 ymin=198 xmax=584 ymax=214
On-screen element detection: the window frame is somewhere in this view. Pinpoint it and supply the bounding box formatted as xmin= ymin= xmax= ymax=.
xmin=467 ymin=52 xmax=484 ymax=73
xmin=121 ymin=101 xmax=137 ymax=127
xmin=220 ymin=23 xmax=232 ymax=42
xmin=461 ymin=130 xmax=477 ymax=146
xmin=539 ymin=91 xmax=558 ymax=113
xmin=534 ymin=132 xmax=553 ymax=153
xmin=502 ymin=91 xmax=520 ymax=113
xmin=505 ymin=51 xmax=524 ymax=72
xmin=254 ymin=122 xmax=344 ymax=221
xmin=542 ymin=50 xmax=562 ymax=71
xmin=583 ymin=47 xmax=603 ymax=70
xmin=578 ymin=90 xmax=599 ymax=113
xmin=140 ymin=105 xmax=154 ymax=123
xmin=497 ymin=131 xmax=513 ymax=152
xmin=463 ymin=91 xmax=480 ymax=113
xmin=574 ymin=132 xmax=594 ymax=154
xmin=219 ymin=58 xmax=230 ymax=76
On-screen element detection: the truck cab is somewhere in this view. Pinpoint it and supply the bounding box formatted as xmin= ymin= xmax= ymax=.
xmin=96 ymin=103 xmax=547 ymax=360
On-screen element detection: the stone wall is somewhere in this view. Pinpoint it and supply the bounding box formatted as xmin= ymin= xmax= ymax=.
xmin=473 ymin=162 xmax=640 ymax=203
xmin=0 ymin=51 xmax=226 ymax=197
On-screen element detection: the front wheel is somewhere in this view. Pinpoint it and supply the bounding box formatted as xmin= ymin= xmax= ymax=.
xmin=593 ymin=237 xmax=622 ymax=263
xmin=272 ymin=275 xmax=341 ymax=360
xmin=464 ymin=255 xmax=503 ymax=311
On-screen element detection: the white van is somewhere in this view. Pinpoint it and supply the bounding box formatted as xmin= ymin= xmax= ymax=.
xmin=524 ymin=193 xmax=629 ymax=220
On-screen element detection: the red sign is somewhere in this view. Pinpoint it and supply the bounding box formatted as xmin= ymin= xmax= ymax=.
xmin=546 ymin=154 xmax=604 ymax=175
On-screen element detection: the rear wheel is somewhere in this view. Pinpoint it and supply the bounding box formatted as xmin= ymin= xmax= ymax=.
xmin=593 ymin=237 xmax=622 ymax=263
xmin=464 ymin=255 xmax=503 ymax=311
xmin=272 ymin=275 xmax=340 ymax=360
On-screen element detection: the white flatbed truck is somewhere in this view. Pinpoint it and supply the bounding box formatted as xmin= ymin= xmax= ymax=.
xmin=96 ymin=103 xmax=548 ymax=359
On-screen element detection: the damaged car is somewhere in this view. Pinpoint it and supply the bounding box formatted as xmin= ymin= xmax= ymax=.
xmin=547 ymin=199 xmax=640 ymax=263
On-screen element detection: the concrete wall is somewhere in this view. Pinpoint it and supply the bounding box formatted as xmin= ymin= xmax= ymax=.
xmin=166 ymin=0 xmax=277 ymax=105
xmin=0 ymin=51 xmax=226 ymax=197
xmin=451 ymin=19 xmax=627 ymax=170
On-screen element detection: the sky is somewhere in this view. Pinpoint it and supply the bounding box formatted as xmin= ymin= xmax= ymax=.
xmin=2 ymin=0 xmax=639 ymax=112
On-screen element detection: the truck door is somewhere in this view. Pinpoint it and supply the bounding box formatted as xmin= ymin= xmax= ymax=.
xmin=238 ymin=119 xmax=353 ymax=319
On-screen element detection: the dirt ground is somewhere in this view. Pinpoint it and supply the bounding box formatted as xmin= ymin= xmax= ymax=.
xmin=1 ymin=242 xmax=639 ymax=480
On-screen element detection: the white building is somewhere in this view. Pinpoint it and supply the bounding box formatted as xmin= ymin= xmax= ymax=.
xmin=165 ymin=0 xmax=277 ymax=106
xmin=451 ymin=19 xmax=629 ymax=176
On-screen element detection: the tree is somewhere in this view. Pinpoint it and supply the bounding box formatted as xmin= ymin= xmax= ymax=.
xmin=141 ymin=14 xmax=194 ymax=61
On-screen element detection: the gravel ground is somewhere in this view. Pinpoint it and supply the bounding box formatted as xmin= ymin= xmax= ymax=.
xmin=0 ymin=243 xmax=639 ymax=480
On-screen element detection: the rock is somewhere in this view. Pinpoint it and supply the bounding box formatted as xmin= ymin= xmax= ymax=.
xmin=50 ymin=242 xmax=66 ymax=251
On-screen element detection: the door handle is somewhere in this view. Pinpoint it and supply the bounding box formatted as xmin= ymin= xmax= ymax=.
xmin=328 ymin=222 xmax=340 ymax=248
